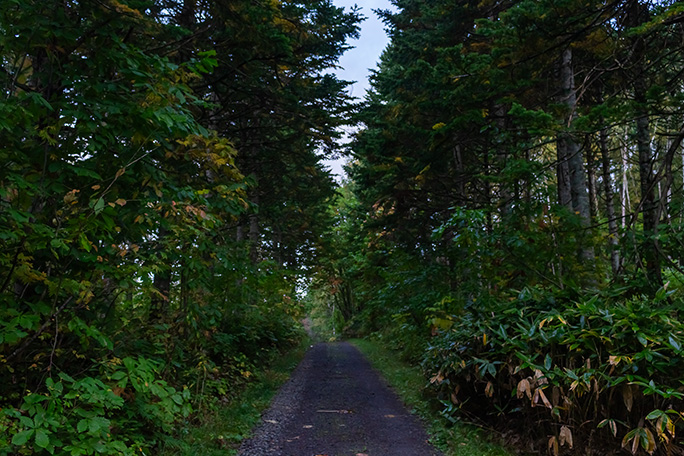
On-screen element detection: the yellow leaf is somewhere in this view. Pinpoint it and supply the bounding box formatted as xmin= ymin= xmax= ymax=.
xmin=644 ymin=428 xmax=656 ymax=454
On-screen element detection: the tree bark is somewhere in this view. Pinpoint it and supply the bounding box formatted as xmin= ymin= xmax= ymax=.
xmin=621 ymin=143 xmax=630 ymax=228
xmin=600 ymin=129 xmax=620 ymax=275
xmin=557 ymin=47 xmax=594 ymax=263
xmin=493 ymin=104 xmax=512 ymax=217
xmin=249 ymin=192 xmax=260 ymax=264
xmin=629 ymin=0 xmax=662 ymax=288
xmin=586 ymin=144 xmax=600 ymax=219
xmin=151 ymin=226 xmax=171 ymax=322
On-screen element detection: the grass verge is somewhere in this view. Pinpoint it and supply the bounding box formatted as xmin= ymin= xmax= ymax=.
xmin=160 ymin=338 xmax=310 ymax=456
xmin=350 ymin=338 xmax=514 ymax=456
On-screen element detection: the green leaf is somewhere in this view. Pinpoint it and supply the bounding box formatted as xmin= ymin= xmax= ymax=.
xmin=19 ymin=416 xmax=34 ymax=427
xmin=72 ymin=167 xmax=103 ymax=180
xmin=110 ymin=371 xmax=127 ymax=381
xmin=171 ymin=393 xmax=184 ymax=405
xmin=78 ymin=233 xmax=92 ymax=252
xmin=668 ymin=335 xmax=681 ymax=351
xmin=637 ymin=333 xmax=648 ymax=347
xmin=93 ymin=197 xmax=105 ymax=214
xmin=88 ymin=416 xmax=110 ymax=434
xmin=646 ymin=409 xmax=665 ymax=420
xmin=12 ymin=429 xmax=34 ymax=446
xmin=34 ymin=429 xmax=50 ymax=448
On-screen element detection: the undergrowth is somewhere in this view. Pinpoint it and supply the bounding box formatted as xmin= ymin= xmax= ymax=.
xmin=159 ymin=337 xmax=310 ymax=456
xmin=423 ymin=285 xmax=684 ymax=455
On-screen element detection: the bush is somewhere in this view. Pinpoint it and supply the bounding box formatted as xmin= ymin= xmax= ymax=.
xmin=423 ymin=286 xmax=684 ymax=455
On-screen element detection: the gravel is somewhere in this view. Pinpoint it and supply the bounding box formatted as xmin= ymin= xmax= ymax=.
xmin=237 ymin=346 xmax=313 ymax=456
xmin=238 ymin=342 xmax=443 ymax=456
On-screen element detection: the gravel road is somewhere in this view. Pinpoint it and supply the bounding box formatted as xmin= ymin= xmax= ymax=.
xmin=238 ymin=342 xmax=443 ymax=456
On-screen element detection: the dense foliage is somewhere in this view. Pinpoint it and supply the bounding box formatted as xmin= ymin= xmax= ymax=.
xmin=0 ymin=0 xmax=359 ymax=454
xmin=311 ymin=0 xmax=684 ymax=454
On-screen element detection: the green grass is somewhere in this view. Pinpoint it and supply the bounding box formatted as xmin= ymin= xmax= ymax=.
xmin=160 ymin=339 xmax=310 ymax=456
xmin=350 ymin=338 xmax=514 ymax=456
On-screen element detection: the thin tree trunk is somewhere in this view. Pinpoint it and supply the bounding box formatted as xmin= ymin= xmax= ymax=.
xmin=621 ymin=144 xmax=630 ymax=228
xmin=453 ymin=144 xmax=466 ymax=202
xmin=557 ymin=47 xmax=594 ymax=263
xmin=557 ymin=152 xmax=572 ymax=209
xmin=586 ymin=143 xmax=600 ymax=219
xmin=493 ymin=104 xmax=512 ymax=216
xmin=600 ymin=129 xmax=620 ymax=275
xmin=627 ymin=0 xmax=661 ymax=289
xmin=635 ymin=108 xmax=662 ymax=287
xmin=151 ymin=226 xmax=171 ymax=322
xmin=249 ymin=193 xmax=260 ymax=264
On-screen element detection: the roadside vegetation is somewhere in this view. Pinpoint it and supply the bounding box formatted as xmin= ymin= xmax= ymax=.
xmin=160 ymin=338 xmax=310 ymax=456
xmin=351 ymin=338 xmax=514 ymax=456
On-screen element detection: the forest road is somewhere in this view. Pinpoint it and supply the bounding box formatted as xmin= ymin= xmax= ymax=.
xmin=238 ymin=342 xmax=443 ymax=456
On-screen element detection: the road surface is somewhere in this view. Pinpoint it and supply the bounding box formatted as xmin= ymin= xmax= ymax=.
xmin=238 ymin=342 xmax=442 ymax=456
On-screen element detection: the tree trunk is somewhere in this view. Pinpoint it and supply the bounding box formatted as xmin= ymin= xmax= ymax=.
xmin=621 ymin=144 xmax=630 ymax=228
xmin=493 ymin=104 xmax=512 ymax=217
xmin=151 ymin=226 xmax=171 ymax=322
xmin=557 ymin=151 xmax=572 ymax=209
xmin=586 ymin=144 xmax=599 ymax=219
xmin=629 ymin=0 xmax=662 ymax=288
xmin=635 ymin=107 xmax=662 ymax=287
xmin=557 ymin=47 xmax=594 ymax=263
xmin=600 ymin=129 xmax=620 ymax=275
xmin=249 ymin=193 xmax=260 ymax=264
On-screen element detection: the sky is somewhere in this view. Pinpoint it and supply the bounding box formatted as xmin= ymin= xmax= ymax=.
xmin=323 ymin=0 xmax=395 ymax=180
xmin=334 ymin=0 xmax=394 ymax=98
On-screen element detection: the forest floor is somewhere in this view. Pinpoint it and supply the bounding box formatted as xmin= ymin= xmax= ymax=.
xmin=237 ymin=341 xmax=443 ymax=456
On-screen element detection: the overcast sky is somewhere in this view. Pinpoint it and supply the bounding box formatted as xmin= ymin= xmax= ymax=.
xmin=333 ymin=0 xmax=394 ymax=98
xmin=323 ymin=0 xmax=395 ymax=179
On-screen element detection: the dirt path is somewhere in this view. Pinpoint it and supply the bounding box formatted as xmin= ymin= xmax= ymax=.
xmin=238 ymin=342 xmax=442 ymax=456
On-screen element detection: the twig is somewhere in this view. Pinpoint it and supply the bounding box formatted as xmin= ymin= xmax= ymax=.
xmin=7 ymin=296 xmax=73 ymax=362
